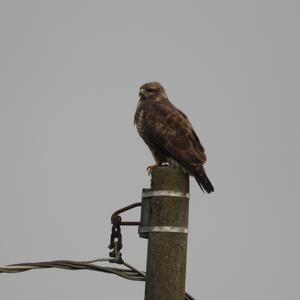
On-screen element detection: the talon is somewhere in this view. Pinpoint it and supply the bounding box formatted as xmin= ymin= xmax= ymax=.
xmin=147 ymin=164 xmax=159 ymax=175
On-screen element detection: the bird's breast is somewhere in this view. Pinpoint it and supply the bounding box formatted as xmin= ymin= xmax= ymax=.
xmin=134 ymin=105 xmax=144 ymax=137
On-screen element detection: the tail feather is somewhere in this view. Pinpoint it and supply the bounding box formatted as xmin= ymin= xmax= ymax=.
xmin=195 ymin=167 xmax=214 ymax=193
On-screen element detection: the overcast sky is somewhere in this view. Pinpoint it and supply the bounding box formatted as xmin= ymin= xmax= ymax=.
xmin=0 ymin=1 xmax=299 ymax=299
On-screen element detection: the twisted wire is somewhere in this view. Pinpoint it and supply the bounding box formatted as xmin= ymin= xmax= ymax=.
xmin=0 ymin=257 xmax=195 ymax=299
xmin=0 ymin=257 xmax=144 ymax=281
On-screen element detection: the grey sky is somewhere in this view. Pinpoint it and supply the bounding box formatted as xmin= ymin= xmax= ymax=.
xmin=0 ymin=1 xmax=299 ymax=299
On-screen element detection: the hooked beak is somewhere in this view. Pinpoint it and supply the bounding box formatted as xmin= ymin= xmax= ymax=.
xmin=139 ymin=88 xmax=145 ymax=97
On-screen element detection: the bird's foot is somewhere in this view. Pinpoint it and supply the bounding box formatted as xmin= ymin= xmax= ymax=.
xmin=147 ymin=162 xmax=170 ymax=175
xmin=147 ymin=164 xmax=159 ymax=175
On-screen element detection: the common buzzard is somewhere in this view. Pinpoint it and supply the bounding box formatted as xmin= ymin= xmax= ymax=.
xmin=134 ymin=82 xmax=214 ymax=193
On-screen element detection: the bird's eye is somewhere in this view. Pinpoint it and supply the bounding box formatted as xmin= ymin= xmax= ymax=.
xmin=147 ymin=88 xmax=154 ymax=92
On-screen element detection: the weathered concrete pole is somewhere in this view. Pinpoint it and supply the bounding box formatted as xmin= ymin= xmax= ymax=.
xmin=142 ymin=166 xmax=190 ymax=300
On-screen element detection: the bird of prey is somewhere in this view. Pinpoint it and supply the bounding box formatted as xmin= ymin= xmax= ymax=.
xmin=134 ymin=81 xmax=214 ymax=193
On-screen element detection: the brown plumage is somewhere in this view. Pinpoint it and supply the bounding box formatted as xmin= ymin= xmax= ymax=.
xmin=134 ymin=82 xmax=214 ymax=193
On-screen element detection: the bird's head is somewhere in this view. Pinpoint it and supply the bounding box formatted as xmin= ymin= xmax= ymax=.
xmin=139 ymin=82 xmax=169 ymax=102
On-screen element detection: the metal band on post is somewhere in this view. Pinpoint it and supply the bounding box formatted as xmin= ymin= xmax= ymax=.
xmin=142 ymin=190 xmax=189 ymax=199
xmin=139 ymin=226 xmax=188 ymax=234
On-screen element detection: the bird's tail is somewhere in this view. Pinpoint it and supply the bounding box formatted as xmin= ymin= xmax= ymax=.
xmin=195 ymin=167 xmax=214 ymax=193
